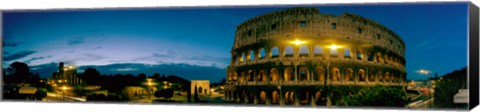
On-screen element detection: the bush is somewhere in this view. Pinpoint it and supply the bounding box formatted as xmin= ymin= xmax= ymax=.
xmin=154 ymin=88 xmax=174 ymax=100
xmin=340 ymin=85 xmax=408 ymax=107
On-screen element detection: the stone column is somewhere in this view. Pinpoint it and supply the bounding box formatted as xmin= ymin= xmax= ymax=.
xmin=294 ymin=90 xmax=300 ymax=106
xmin=279 ymin=89 xmax=285 ymax=106
xmin=311 ymin=93 xmax=316 ymax=106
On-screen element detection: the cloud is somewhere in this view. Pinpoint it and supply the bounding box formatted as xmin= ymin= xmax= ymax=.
xmin=4 ymin=51 xmax=10 ymax=55
xmin=75 ymin=63 xmax=226 ymax=81
xmin=67 ymin=37 xmax=85 ymax=45
xmin=3 ymin=50 xmax=36 ymax=61
xmin=2 ymin=42 xmax=19 ymax=47
xmin=24 ymin=55 xmax=54 ymax=64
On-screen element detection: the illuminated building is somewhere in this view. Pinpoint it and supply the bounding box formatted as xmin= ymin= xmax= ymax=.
xmin=224 ymin=7 xmax=407 ymax=106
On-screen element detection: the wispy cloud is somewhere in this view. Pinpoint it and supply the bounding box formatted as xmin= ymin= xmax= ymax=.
xmin=24 ymin=55 xmax=54 ymax=64
xmin=67 ymin=37 xmax=85 ymax=46
xmin=3 ymin=50 xmax=36 ymax=61
xmin=3 ymin=42 xmax=19 ymax=47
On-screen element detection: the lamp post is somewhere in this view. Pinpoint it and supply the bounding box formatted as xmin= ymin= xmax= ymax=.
xmin=60 ymin=86 xmax=70 ymax=101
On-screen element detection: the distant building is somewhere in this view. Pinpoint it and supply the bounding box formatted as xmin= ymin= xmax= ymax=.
xmin=51 ymin=62 xmax=82 ymax=85
xmin=191 ymin=80 xmax=210 ymax=95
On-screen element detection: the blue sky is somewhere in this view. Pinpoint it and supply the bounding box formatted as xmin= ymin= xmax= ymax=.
xmin=2 ymin=2 xmax=468 ymax=81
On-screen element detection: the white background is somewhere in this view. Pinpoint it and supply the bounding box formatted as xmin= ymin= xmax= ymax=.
xmin=0 ymin=0 xmax=478 ymax=112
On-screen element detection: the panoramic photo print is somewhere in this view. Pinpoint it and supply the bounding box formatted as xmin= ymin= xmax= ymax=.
xmin=1 ymin=2 xmax=469 ymax=110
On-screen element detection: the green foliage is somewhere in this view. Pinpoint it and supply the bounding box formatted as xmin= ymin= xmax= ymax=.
xmin=339 ymin=85 xmax=407 ymax=107
xmin=433 ymin=67 xmax=467 ymax=108
xmin=35 ymin=89 xmax=47 ymax=100
xmin=154 ymin=88 xmax=174 ymax=100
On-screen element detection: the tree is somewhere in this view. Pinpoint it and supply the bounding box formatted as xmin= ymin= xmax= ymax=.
xmin=154 ymin=88 xmax=174 ymax=100
xmin=194 ymin=85 xmax=199 ymax=102
xmin=82 ymin=67 xmax=101 ymax=85
xmin=152 ymin=73 xmax=161 ymax=79
xmin=340 ymin=85 xmax=408 ymax=107
xmin=34 ymin=89 xmax=47 ymax=101
xmin=7 ymin=61 xmax=31 ymax=83
xmin=434 ymin=67 xmax=467 ymax=108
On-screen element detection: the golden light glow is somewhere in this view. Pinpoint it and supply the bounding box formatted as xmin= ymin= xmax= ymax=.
xmin=68 ymin=65 xmax=73 ymax=69
xmin=417 ymin=69 xmax=431 ymax=75
xmin=291 ymin=39 xmax=306 ymax=45
xmin=147 ymin=78 xmax=153 ymax=82
xmin=60 ymin=86 xmax=71 ymax=91
xmin=327 ymin=44 xmax=343 ymax=50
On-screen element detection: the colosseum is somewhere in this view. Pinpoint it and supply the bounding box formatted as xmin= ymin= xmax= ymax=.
xmin=224 ymin=7 xmax=407 ymax=107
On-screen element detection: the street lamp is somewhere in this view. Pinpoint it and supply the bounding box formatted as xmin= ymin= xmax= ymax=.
xmin=60 ymin=86 xmax=71 ymax=101
xmin=291 ymin=39 xmax=307 ymax=85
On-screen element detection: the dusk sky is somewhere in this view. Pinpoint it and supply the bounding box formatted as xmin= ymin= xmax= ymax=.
xmin=2 ymin=2 xmax=468 ymax=81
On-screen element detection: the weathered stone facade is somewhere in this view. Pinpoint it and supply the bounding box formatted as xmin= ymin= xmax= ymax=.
xmin=224 ymin=7 xmax=407 ymax=106
xmin=191 ymin=80 xmax=210 ymax=95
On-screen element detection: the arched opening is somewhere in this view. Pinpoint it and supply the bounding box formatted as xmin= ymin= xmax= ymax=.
xmin=330 ymin=47 xmax=338 ymax=58
xmin=249 ymin=50 xmax=255 ymax=61
xmin=314 ymin=46 xmax=324 ymax=57
xmin=299 ymin=67 xmax=310 ymax=81
xmin=385 ymin=72 xmax=390 ymax=82
xmin=376 ymin=72 xmax=383 ymax=82
xmin=257 ymin=69 xmax=267 ymax=82
xmin=247 ymin=91 xmax=254 ymax=103
xmin=345 ymin=68 xmax=353 ymax=82
xmin=240 ymin=71 xmax=246 ymax=82
xmin=233 ymin=72 xmax=238 ymax=81
xmin=368 ymin=70 xmax=375 ymax=82
xmin=300 ymin=90 xmax=310 ymax=105
xmin=331 ymin=67 xmax=340 ymax=81
xmin=315 ymin=67 xmax=325 ymax=81
xmin=259 ymin=48 xmax=266 ymax=59
xmin=284 ymin=91 xmax=295 ymax=105
xmin=241 ymin=53 xmax=246 ymax=62
xmin=247 ymin=70 xmax=254 ymax=82
xmin=284 ymin=67 xmax=294 ymax=82
xmin=344 ymin=48 xmax=351 ymax=59
xmin=331 ymin=91 xmax=342 ymax=106
xmin=260 ymin=91 xmax=267 ymax=104
xmin=376 ymin=52 xmax=383 ymax=63
xmin=357 ymin=50 xmax=363 ymax=60
xmin=299 ymin=45 xmax=309 ymax=57
xmin=315 ymin=91 xmax=326 ymax=105
xmin=270 ymin=68 xmax=280 ymax=82
xmin=358 ymin=69 xmax=366 ymax=82
xmin=285 ymin=46 xmax=294 ymax=57
xmin=271 ymin=47 xmax=279 ymax=58
xmin=272 ymin=91 xmax=280 ymax=104
xmin=198 ymin=86 xmax=203 ymax=94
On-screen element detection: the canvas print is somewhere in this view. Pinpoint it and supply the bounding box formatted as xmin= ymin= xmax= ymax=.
xmin=1 ymin=2 xmax=472 ymax=110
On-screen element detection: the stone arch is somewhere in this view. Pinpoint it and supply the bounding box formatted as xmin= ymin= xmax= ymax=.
xmin=271 ymin=90 xmax=280 ymax=104
xmin=344 ymin=48 xmax=351 ymax=59
xmin=299 ymin=67 xmax=310 ymax=81
xmin=299 ymin=45 xmax=309 ymax=57
xmin=315 ymin=91 xmax=325 ymax=105
xmin=270 ymin=68 xmax=280 ymax=82
xmin=376 ymin=71 xmax=383 ymax=82
xmin=259 ymin=48 xmax=266 ymax=59
xmin=259 ymin=91 xmax=267 ymax=104
xmin=284 ymin=91 xmax=295 ymax=104
xmin=358 ymin=69 xmax=366 ymax=82
xmin=345 ymin=68 xmax=354 ymax=81
xmin=233 ymin=72 xmax=238 ymax=81
xmin=376 ymin=52 xmax=383 ymax=63
xmin=368 ymin=69 xmax=376 ymax=82
xmin=285 ymin=46 xmax=294 ymax=57
xmin=314 ymin=46 xmax=324 ymax=57
xmin=331 ymin=67 xmax=340 ymax=81
xmin=249 ymin=50 xmax=255 ymax=61
xmin=271 ymin=47 xmax=279 ymax=58
xmin=247 ymin=70 xmax=254 ymax=81
xmin=241 ymin=53 xmax=246 ymax=62
xmin=315 ymin=67 xmax=325 ymax=81
xmin=284 ymin=67 xmax=294 ymax=81
xmin=239 ymin=71 xmax=245 ymax=83
xmin=299 ymin=90 xmax=310 ymax=105
xmin=385 ymin=72 xmax=390 ymax=82
xmin=257 ymin=69 xmax=267 ymax=82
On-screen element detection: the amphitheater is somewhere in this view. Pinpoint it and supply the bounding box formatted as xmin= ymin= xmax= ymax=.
xmin=224 ymin=7 xmax=407 ymax=106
